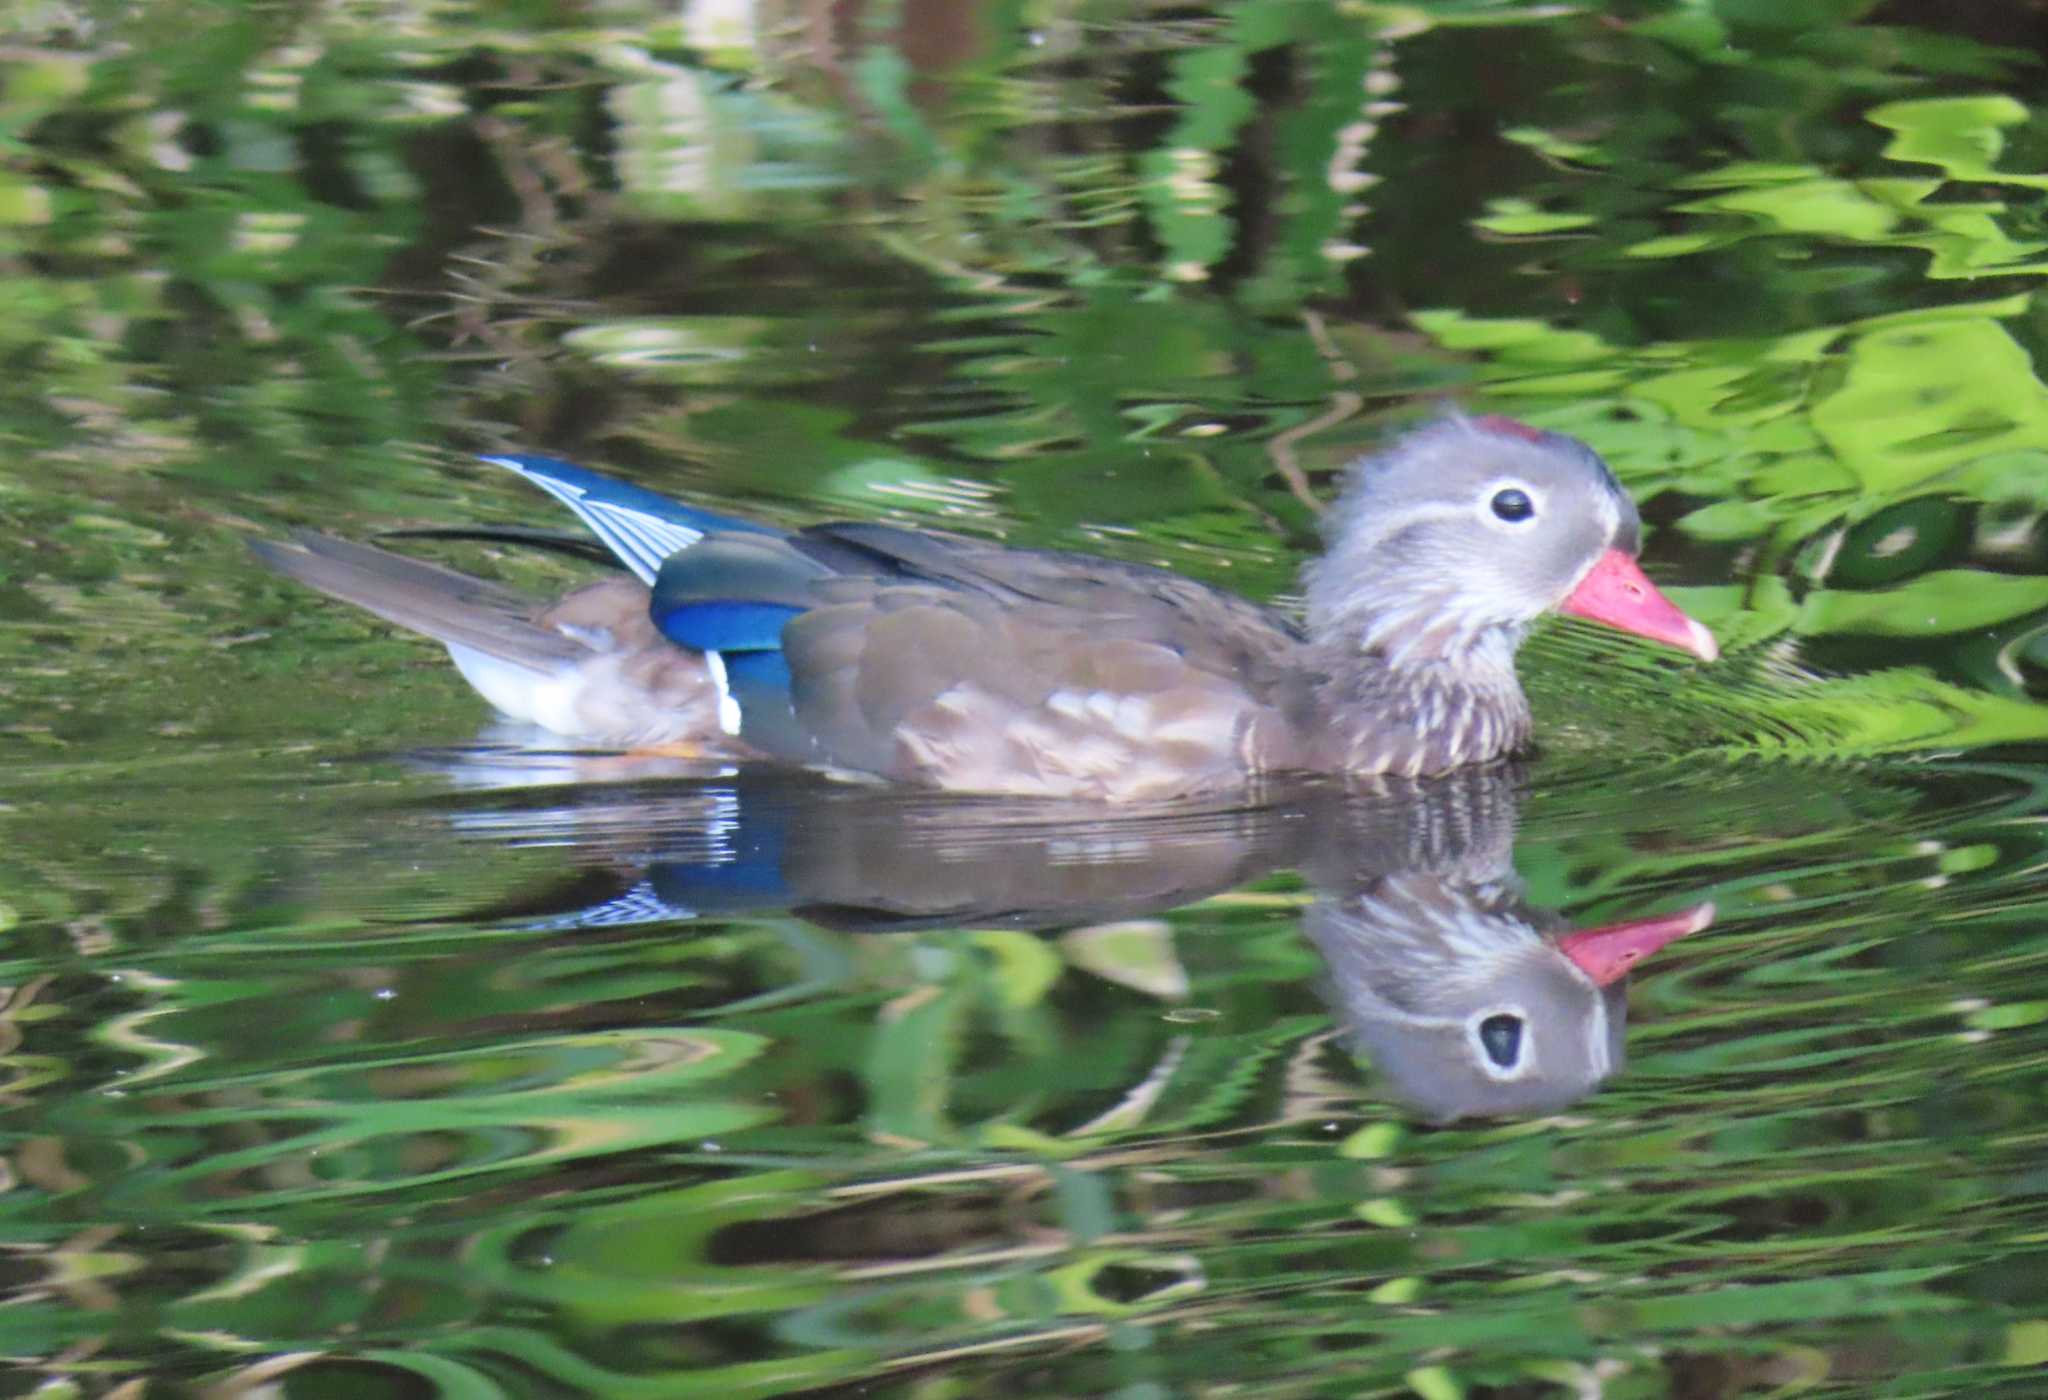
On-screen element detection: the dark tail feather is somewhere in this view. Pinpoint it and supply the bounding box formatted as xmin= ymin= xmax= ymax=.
xmin=250 ymin=532 xmax=586 ymax=674
xmin=373 ymin=524 xmax=623 ymax=568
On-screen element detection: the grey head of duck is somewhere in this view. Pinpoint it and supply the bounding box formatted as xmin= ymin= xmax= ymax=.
xmin=1293 ymin=415 xmax=1715 ymax=777
xmin=1307 ymin=414 xmax=1717 ymax=668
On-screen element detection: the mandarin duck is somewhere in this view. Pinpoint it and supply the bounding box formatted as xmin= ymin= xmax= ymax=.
xmin=254 ymin=415 xmax=1715 ymax=800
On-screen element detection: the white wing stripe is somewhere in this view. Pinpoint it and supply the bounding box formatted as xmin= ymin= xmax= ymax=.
xmin=556 ymin=494 xmax=660 ymax=581
xmin=483 ymin=455 xmax=704 ymax=584
xmin=579 ymin=503 xmax=664 ymax=580
xmin=588 ymin=501 xmax=702 ymax=578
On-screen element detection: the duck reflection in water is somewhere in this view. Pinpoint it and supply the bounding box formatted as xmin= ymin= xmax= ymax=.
xmin=1303 ymin=854 xmax=1711 ymax=1120
xmin=435 ymin=753 xmax=1711 ymax=1121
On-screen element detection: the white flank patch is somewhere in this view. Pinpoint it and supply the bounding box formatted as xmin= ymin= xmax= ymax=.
xmin=446 ymin=644 xmax=581 ymax=730
xmin=702 ymin=649 xmax=743 ymax=736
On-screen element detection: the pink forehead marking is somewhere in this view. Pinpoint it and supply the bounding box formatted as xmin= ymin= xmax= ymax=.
xmin=1472 ymin=414 xmax=1547 ymax=443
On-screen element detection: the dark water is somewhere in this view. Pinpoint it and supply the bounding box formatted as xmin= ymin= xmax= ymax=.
xmin=7 ymin=3 xmax=2048 ymax=1395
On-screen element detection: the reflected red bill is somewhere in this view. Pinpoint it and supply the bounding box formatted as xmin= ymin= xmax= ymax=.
xmin=1556 ymin=901 xmax=1717 ymax=986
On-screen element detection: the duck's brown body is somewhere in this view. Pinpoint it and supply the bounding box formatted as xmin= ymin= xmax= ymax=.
xmin=254 ymin=416 xmax=1716 ymax=799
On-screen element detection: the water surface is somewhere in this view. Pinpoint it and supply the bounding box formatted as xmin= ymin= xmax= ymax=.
xmin=6 ymin=3 xmax=2048 ymax=1395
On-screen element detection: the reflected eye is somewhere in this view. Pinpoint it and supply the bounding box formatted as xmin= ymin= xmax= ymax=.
xmin=1490 ymin=488 xmax=1534 ymax=523
xmin=1477 ymin=1014 xmax=1523 ymax=1069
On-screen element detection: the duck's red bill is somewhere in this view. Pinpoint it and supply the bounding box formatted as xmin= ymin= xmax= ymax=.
xmin=1556 ymin=901 xmax=1716 ymax=987
xmin=1560 ymin=549 xmax=1719 ymax=661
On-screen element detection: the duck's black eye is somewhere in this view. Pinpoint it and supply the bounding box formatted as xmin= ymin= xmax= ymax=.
xmin=1490 ymin=488 xmax=1534 ymax=523
xmin=1477 ymin=1014 xmax=1523 ymax=1069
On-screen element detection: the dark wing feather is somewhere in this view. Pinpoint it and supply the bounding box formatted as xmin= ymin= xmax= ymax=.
xmin=373 ymin=524 xmax=623 ymax=568
xmin=793 ymin=522 xmax=1031 ymax=597
xmin=803 ymin=524 xmax=1301 ymax=659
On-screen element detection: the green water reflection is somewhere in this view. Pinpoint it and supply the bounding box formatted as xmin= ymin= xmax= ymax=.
xmin=7 ymin=1 xmax=2048 ymax=1394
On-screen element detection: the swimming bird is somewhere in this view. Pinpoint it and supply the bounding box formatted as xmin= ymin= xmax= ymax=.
xmin=253 ymin=415 xmax=1716 ymax=800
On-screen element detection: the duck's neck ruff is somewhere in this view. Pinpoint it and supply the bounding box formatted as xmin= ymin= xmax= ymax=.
xmin=1350 ymin=584 xmax=1520 ymax=673
xmin=1309 ymin=594 xmax=1532 ymax=778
